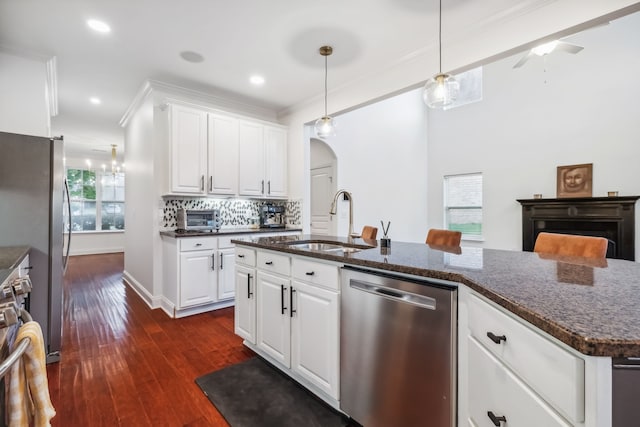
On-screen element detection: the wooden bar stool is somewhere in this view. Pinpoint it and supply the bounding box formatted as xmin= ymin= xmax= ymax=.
xmin=533 ymin=232 xmax=608 ymax=259
xmin=361 ymin=226 xmax=378 ymax=240
xmin=425 ymin=229 xmax=462 ymax=247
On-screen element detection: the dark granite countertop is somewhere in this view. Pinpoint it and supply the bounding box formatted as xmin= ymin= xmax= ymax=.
xmin=232 ymin=234 xmax=640 ymax=357
xmin=160 ymin=227 xmax=302 ymax=238
xmin=0 ymin=246 xmax=30 ymax=285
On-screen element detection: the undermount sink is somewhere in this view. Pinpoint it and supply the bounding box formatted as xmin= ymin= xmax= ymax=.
xmin=283 ymin=240 xmax=372 ymax=254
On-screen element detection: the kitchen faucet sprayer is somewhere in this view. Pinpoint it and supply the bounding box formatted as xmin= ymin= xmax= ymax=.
xmin=330 ymin=189 xmax=355 ymax=237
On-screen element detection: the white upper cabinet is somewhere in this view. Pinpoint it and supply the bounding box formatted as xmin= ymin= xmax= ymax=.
xmin=207 ymin=113 xmax=239 ymax=195
xmin=238 ymin=121 xmax=288 ymax=198
xmin=264 ymin=126 xmax=288 ymax=198
xmin=170 ymin=104 xmax=208 ymax=194
xmin=238 ymin=120 xmax=265 ymax=197
xmin=166 ymin=103 xmax=286 ymax=198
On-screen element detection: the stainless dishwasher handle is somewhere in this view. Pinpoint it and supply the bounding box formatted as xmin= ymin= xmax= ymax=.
xmin=350 ymin=279 xmax=436 ymax=310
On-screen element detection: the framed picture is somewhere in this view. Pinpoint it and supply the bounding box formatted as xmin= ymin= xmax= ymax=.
xmin=557 ymin=163 xmax=593 ymax=198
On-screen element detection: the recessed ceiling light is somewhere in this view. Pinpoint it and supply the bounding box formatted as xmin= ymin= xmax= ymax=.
xmin=87 ymin=19 xmax=111 ymax=33
xmin=180 ymin=51 xmax=205 ymax=63
xmin=250 ymin=75 xmax=265 ymax=86
xmin=89 ymin=97 xmax=101 ymax=105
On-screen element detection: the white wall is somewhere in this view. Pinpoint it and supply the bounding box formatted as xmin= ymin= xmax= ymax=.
xmin=123 ymin=96 xmax=157 ymax=302
xmin=281 ymin=1 xmax=640 ymax=235
xmin=0 ymin=51 xmax=51 ymax=137
xmin=316 ymin=89 xmax=429 ymax=243
xmin=427 ymin=12 xmax=640 ymax=252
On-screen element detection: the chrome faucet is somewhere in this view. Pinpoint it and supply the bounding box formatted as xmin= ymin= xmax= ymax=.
xmin=330 ymin=189 xmax=355 ymax=237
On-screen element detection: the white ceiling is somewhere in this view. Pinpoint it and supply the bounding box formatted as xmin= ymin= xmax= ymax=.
xmin=0 ymin=0 xmax=636 ymax=157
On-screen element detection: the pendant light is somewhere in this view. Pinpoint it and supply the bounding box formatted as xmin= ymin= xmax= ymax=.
xmin=423 ymin=0 xmax=459 ymax=109
xmin=315 ymin=46 xmax=336 ymax=138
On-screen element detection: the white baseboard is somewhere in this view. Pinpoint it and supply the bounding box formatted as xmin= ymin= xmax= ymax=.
xmin=122 ymin=270 xmax=162 ymax=309
xmin=172 ymin=299 xmax=235 ymax=318
xmin=159 ymin=296 xmax=175 ymax=318
xmin=69 ymin=247 xmax=125 ymax=256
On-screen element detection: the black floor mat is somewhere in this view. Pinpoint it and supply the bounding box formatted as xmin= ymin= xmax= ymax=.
xmin=195 ymin=357 xmax=352 ymax=427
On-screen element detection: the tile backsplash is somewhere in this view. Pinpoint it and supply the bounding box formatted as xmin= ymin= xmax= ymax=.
xmin=161 ymin=197 xmax=301 ymax=229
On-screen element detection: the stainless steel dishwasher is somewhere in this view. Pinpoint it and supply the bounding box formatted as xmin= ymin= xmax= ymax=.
xmin=340 ymin=266 xmax=457 ymax=427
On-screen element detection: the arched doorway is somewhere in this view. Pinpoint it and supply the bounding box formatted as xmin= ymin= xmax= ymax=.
xmin=310 ymin=138 xmax=337 ymax=235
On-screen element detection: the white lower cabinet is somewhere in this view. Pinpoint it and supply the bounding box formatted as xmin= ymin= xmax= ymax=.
xmin=240 ymin=248 xmax=341 ymax=405
xmin=161 ymin=235 xmax=236 ymax=317
xmin=290 ymin=280 xmax=339 ymax=399
xmin=256 ymin=271 xmax=291 ymax=366
xmin=468 ymin=336 xmax=572 ymax=427
xmin=179 ymin=250 xmax=216 ymax=307
xmin=459 ymin=287 xmax=610 ymax=427
xmin=235 ymin=264 xmax=256 ymax=344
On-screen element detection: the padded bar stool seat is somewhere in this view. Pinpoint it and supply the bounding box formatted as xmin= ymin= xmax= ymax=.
xmin=426 ymin=229 xmax=462 ymax=247
xmin=533 ymin=232 xmax=608 ymax=259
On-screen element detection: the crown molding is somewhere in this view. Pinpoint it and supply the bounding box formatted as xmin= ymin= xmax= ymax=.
xmin=120 ymin=79 xmax=279 ymax=127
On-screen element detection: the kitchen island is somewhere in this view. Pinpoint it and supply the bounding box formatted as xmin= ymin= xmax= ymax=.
xmin=232 ymin=234 xmax=638 ymax=427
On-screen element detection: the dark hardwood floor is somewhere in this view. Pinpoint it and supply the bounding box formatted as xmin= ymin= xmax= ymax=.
xmin=46 ymin=253 xmax=254 ymax=426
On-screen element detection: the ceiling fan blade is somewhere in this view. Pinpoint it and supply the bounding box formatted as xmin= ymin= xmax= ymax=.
xmin=513 ymin=52 xmax=533 ymax=69
xmin=556 ymin=41 xmax=584 ymax=54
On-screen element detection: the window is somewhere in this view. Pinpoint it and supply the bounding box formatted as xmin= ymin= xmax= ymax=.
xmin=100 ymin=173 xmax=125 ymax=230
xmin=444 ymin=173 xmax=482 ymax=239
xmin=66 ymin=168 xmax=125 ymax=232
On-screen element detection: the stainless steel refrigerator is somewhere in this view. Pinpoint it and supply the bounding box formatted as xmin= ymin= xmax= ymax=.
xmin=0 ymin=131 xmax=69 ymax=363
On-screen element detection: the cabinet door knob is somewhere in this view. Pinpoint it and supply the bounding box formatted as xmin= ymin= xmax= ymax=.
xmin=487 ymin=332 xmax=507 ymax=344
xmin=487 ymin=411 xmax=507 ymax=426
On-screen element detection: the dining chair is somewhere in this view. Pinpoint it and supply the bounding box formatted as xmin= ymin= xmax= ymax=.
xmin=425 ymin=229 xmax=462 ymax=247
xmin=533 ymin=232 xmax=608 ymax=259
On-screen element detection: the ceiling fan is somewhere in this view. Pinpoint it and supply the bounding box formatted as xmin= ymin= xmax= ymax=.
xmin=512 ymin=40 xmax=584 ymax=69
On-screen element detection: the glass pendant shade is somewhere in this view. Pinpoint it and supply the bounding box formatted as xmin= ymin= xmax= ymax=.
xmin=314 ymin=116 xmax=336 ymax=138
xmin=423 ymin=73 xmax=460 ymax=109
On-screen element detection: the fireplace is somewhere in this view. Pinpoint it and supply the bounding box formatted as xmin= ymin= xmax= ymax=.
xmin=517 ymin=196 xmax=639 ymax=261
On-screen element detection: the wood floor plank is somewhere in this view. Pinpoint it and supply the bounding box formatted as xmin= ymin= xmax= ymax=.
xmin=47 ymin=253 xmax=253 ymax=426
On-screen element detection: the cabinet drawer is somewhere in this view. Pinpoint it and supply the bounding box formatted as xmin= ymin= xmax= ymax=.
xmin=292 ymin=258 xmax=339 ymax=291
xmin=468 ymin=293 xmax=584 ymax=423
xmin=235 ymin=247 xmax=256 ymax=267
xmin=179 ymin=237 xmax=217 ymax=251
xmin=468 ymin=336 xmax=572 ymax=427
xmin=257 ymin=251 xmax=290 ymax=276
xmin=218 ymin=236 xmax=235 ymax=249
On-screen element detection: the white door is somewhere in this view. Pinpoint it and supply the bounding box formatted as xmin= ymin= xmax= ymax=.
xmin=256 ymin=271 xmax=291 ymax=367
xmin=217 ymin=248 xmax=236 ymax=300
xmin=234 ymin=266 xmax=256 ymax=344
xmin=310 ymin=166 xmax=335 ymax=235
xmin=208 ymin=113 xmax=238 ymax=195
xmin=264 ymin=126 xmax=288 ymax=198
xmin=179 ymin=250 xmax=216 ymax=308
xmin=290 ymin=281 xmax=340 ymax=399
xmin=238 ymin=120 xmax=265 ymax=196
xmin=170 ymin=104 xmax=207 ymax=194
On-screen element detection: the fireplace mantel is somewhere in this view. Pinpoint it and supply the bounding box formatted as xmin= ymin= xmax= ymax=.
xmin=517 ymin=196 xmax=640 ymax=261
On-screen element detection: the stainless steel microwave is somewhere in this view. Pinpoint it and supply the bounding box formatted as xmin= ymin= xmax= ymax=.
xmin=176 ymin=208 xmax=220 ymax=231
